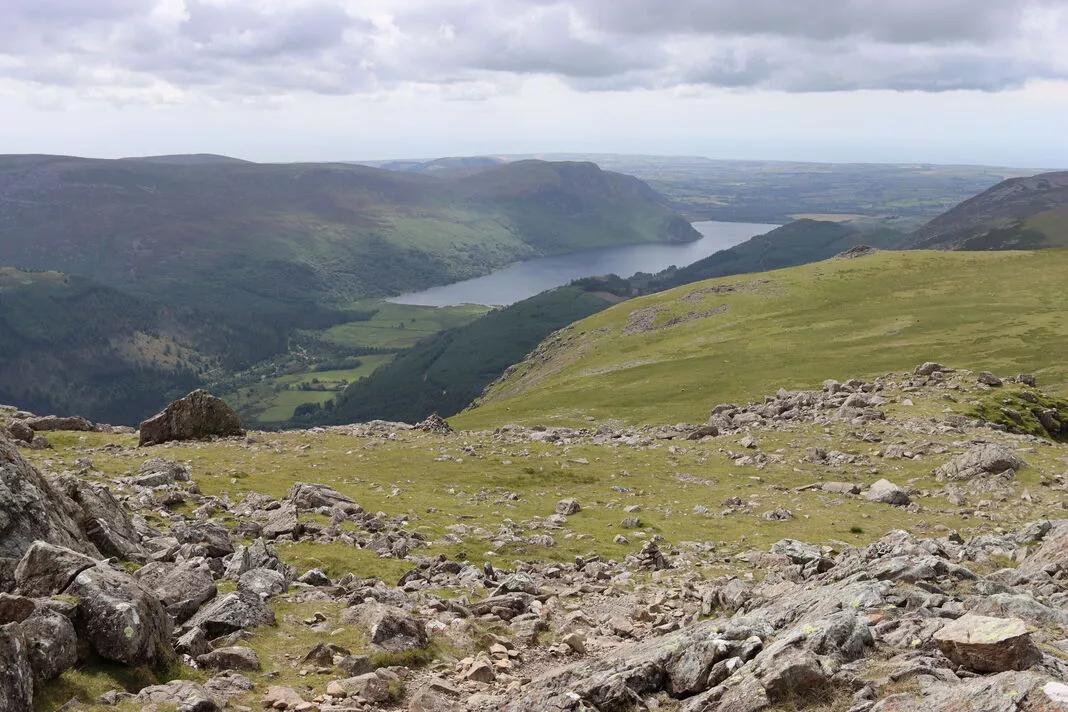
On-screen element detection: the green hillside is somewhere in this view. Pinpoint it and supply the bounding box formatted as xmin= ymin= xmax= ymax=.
xmin=0 ymin=155 xmax=695 ymax=320
xmin=457 ymin=248 xmax=1068 ymax=429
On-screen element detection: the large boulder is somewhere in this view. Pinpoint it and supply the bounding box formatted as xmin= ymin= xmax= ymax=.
xmin=66 ymin=563 xmax=174 ymax=666
xmin=138 ymin=390 xmax=244 ymax=446
xmin=870 ymin=670 xmax=1049 ymax=712
xmin=0 ymin=623 xmax=32 ymax=712
xmin=865 ymin=479 xmax=910 ymax=506
xmin=222 ymin=538 xmax=295 ymax=581
xmin=21 ymin=608 xmax=78 ymax=683
xmin=288 ymin=482 xmax=357 ymax=511
xmin=6 ymin=422 xmax=33 ymax=444
xmin=137 ymin=680 xmax=220 ymax=711
xmin=933 ymin=615 xmax=1040 ymax=673
xmin=51 ymin=476 xmax=145 ymax=561
xmin=172 ymin=521 xmax=234 ymax=559
xmin=183 ymin=590 xmax=275 ymax=638
xmin=196 ymin=646 xmax=261 ymax=671
xmin=0 ymin=438 xmax=100 ymax=560
xmin=1015 ymin=519 xmax=1068 ymax=578
xmin=134 ymin=559 xmax=218 ymax=623
xmin=934 ymin=444 xmax=1024 ymax=481
xmin=261 ymin=502 xmax=300 ymax=540
xmin=22 ymin=416 xmax=93 ymax=432
xmin=355 ymin=603 xmax=428 ymax=653
xmin=14 ymin=542 xmax=99 ymax=597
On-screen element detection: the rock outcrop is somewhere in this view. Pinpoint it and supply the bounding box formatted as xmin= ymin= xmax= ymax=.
xmin=138 ymin=390 xmax=244 ymax=446
xmin=0 ymin=437 xmax=100 ymax=560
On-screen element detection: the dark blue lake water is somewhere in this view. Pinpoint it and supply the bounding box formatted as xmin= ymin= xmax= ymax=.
xmin=388 ymin=220 xmax=778 ymax=307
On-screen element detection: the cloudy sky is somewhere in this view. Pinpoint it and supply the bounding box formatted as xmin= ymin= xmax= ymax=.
xmin=2 ymin=0 xmax=1067 ymax=166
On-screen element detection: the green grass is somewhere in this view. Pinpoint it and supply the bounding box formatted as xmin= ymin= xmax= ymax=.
xmin=459 ymin=249 xmax=1068 ymax=428
xmin=316 ymin=302 xmax=489 ymax=351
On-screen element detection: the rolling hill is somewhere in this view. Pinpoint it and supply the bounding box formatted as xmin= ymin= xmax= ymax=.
xmin=906 ymin=171 xmax=1068 ymax=250
xmin=0 ymin=155 xmax=696 ymax=320
xmin=456 ymin=248 xmax=1068 ymax=429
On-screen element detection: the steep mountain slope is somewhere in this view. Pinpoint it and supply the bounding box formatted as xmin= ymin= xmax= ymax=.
xmin=0 ymin=155 xmax=695 ymax=319
xmin=457 ymin=248 xmax=1068 ymax=428
xmin=906 ymin=171 xmax=1068 ymax=249
xmin=0 ymin=268 xmax=282 ymax=423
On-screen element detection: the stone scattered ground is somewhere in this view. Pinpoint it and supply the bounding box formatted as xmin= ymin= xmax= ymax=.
xmin=0 ymin=362 xmax=1066 ymax=712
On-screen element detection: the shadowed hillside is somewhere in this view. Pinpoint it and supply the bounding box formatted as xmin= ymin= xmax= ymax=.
xmin=906 ymin=171 xmax=1068 ymax=250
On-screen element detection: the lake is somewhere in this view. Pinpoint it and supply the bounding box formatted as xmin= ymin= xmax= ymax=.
xmin=388 ymin=220 xmax=779 ymax=307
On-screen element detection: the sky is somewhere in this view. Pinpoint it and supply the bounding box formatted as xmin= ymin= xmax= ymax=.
xmin=2 ymin=0 xmax=1067 ymax=167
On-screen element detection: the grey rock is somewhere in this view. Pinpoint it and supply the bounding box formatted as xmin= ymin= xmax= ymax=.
xmin=23 ymin=416 xmax=93 ymax=432
xmin=296 ymin=569 xmax=330 ymax=586
xmin=977 ymin=371 xmax=1003 ymax=386
xmin=865 ymin=479 xmax=910 ymax=506
xmin=203 ymin=671 xmax=254 ymax=700
xmin=138 ymin=390 xmax=244 ymax=446
xmin=196 ymin=646 xmax=261 ymax=671
xmin=336 ymin=672 xmax=391 ymax=703
xmin=1015 ymin=519 xmax=1068 ymax=578
xmin=223 ymin=538 xmax=295 ymax=581
xmin=0 ymin=594 xmax=35 ymax=624
xmin=338 ymin=654 xmax=374 ymax=677
xmin=172 ymin=521 xmax=234 ymax=558
xmin=0 ymin=622 xmax=32 ymax=712
xmin=66 ymin=563 xmax=174 ymax=666
xmin=7 ymin=421 xmax=33 ymax=444
xmin=51 ymin=476 xmax=145 ymax=561
xmin=238 ymin=568 xmax=288 ymax=598
xmin=358 ymin=603 xmax=428 ymax=653
xmin=261 ymin=502 xmax=300 ymax=540
xmin=21 ymin=608 xmax=78 ymax=683
xmin=934 ymin=444 xmax=1024 ymax=482
xmin=915 ymin=362 xmax=949 ymax=376
xmin=556 ymin=498 xmax=581 ymax=515
xmin=14 ymin=542 xmax=98 ymax=597
xmin=176 ymin=626 xmax=212 ymax=658
xmin=0 ymin=438 xmax=101 ymax=560
xmin=135 ymin=559 xmax=217 ymax=623
xmin=933 ymin=615 xmax=1040 ymax=673
xmin=137 ymin=680 xmax=220 ymax=712
xmin=870 ymin=670 xmax=1046 ymax=712
xmin=184 ymin=590 xmax=275 ymax=638
xmin=288 ymin=482 xmax=357 ymax=510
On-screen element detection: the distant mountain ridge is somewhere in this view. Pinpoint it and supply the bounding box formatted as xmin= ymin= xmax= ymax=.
xmin=906 ymin=171 xmax=1068 ymax=250
xmin=0 ymin=154 xmax=695 ymax=320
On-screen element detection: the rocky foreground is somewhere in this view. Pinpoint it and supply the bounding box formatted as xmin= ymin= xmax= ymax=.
xmin=1 ymin=365 xmax=1067 ymax=711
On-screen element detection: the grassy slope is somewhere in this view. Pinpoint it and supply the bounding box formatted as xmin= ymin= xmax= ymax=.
xmin=458 ymin=249 xmax=1068 ymax=429
xmin=317 ymin=286 xmax=615 ymax=424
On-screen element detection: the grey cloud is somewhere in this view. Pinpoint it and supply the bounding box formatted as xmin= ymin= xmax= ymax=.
xmin=561 ymin=0 xmax=1027 ymax=44
xmin=0 ymin=0 xmax=1064 ymax=101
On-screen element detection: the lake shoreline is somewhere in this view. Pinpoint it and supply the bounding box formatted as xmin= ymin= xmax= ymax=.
xmin=388 ymin=220 xmax=779 ymax=308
